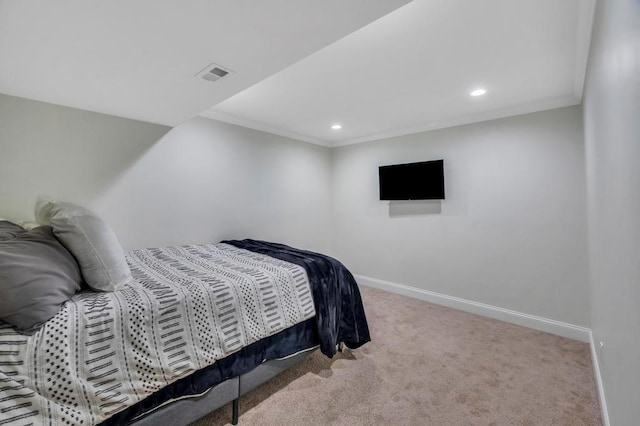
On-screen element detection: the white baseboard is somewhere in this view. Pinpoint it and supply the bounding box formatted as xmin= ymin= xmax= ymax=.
xmin=589 ymin=331 xmax=610 ymax=426
xmin=355 ymin=275 xmax=591 ymax=342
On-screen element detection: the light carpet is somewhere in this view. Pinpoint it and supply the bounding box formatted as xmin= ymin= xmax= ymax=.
xmin=191 ymin=285 xmax=601 ymax=425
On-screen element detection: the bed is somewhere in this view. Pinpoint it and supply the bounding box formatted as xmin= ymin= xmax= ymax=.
xmin=0 ymin=237 xmax=370 ymax=425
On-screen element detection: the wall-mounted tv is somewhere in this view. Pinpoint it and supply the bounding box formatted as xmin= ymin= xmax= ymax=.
xmin=379 ymin=159 xmax=445 ymax=200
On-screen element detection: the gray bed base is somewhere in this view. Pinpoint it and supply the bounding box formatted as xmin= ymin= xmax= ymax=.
xmin=130 ymin=346 xmax=317 ymax=426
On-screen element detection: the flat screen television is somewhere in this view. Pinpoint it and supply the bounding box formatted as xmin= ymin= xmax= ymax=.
xmin=379 ymin=159 xmax=445 ymax=200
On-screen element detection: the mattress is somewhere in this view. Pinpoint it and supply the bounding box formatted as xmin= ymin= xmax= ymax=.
xmin=104 ymin=238 xmax=372 ymax=425
xmin=102 ymin=318 xmax=317 ymax=425
xmin=0 ymin=243 xmax=316 ymax=425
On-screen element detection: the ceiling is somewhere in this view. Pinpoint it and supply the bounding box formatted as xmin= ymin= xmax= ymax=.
xmin=201 ymin=0 xmax=596 ymax=146
xmin=0 ymin=0 xmax=409 ymax=126
xmin=0 ymin=0 xmax=595 ymax=146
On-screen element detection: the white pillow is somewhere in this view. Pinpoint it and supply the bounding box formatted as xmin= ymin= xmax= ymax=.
xmin=35 ymin=197 xmax=130 ymax=291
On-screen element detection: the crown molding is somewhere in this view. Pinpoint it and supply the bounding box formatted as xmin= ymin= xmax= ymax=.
xmin=332 ymin=96 xmax=580 ymax=147
xmin=573 ymin=0 xmax=597 ymax=101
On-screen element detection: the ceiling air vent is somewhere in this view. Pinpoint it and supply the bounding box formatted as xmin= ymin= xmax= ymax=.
xmin=196 ymin=63 xmax=233 ymax=82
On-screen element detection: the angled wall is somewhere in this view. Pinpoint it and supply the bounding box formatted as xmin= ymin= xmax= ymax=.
xmin=0 ymin=94 xmax=332 ymax=252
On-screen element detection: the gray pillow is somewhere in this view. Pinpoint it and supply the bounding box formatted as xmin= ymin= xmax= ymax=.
xmin=0 ymin=226 xmax=82 ymax=334
xmin=35 ymin=198 xmax=130 ymax=292
xmin=0 ymin=220 xmax=24 ymax=241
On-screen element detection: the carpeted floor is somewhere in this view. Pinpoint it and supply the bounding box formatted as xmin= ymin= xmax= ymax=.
xmin=192 ymin=285 xmax=601 ymax=425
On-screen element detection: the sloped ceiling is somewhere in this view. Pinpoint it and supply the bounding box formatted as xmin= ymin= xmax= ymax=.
xmin=0 ymin=0 xmax=410 ymax=126
xmin=0 ymin=0 xmax=595 ymax=146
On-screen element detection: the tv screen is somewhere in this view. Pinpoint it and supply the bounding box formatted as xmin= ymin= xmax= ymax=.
xmin=379 ymin=160 xmax=445 ymax=200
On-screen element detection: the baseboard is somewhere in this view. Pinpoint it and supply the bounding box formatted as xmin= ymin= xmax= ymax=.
xmin=355 ymin=275 xmax=591 ymax=342
xmin=589 ymin=331 xmax=610 ymax=426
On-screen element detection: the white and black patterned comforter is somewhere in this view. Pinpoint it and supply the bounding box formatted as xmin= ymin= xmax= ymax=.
xmin=0 ymin=243 xmax=315 ymax=425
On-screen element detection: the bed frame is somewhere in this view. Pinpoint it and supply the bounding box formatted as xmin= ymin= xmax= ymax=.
xmin=130 ymin=346 xmax=317 ymax=426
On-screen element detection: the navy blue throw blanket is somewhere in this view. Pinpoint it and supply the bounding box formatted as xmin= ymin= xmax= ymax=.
xmin=223 ymin=239 xmax=371 ymax=357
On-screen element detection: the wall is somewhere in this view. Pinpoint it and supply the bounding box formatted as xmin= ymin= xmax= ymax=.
xmin=583 ymin=0 xmax=640 ymax=423
xmin=0 ymin=94 xmax=332 ymax=252
xmin=331 ymin=106 xmax=589 ymax=326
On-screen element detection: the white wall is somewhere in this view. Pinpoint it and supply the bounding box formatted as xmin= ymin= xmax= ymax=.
xmin=331 ymin=106 xmax=589 ymax=326
xmin=0 ymin=95 xmax=592 ymax=330
xmin=0 ymin=94 xmax=332 ymax=252
xmin=583 ymin=0 xmax=640 ymax=423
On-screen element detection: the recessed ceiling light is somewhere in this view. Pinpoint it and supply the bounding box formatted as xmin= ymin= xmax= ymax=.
xmin=470 ymin=89 xmax=487 ymax=97
xmin=331 ymin=124 xmax=342 ymax=130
